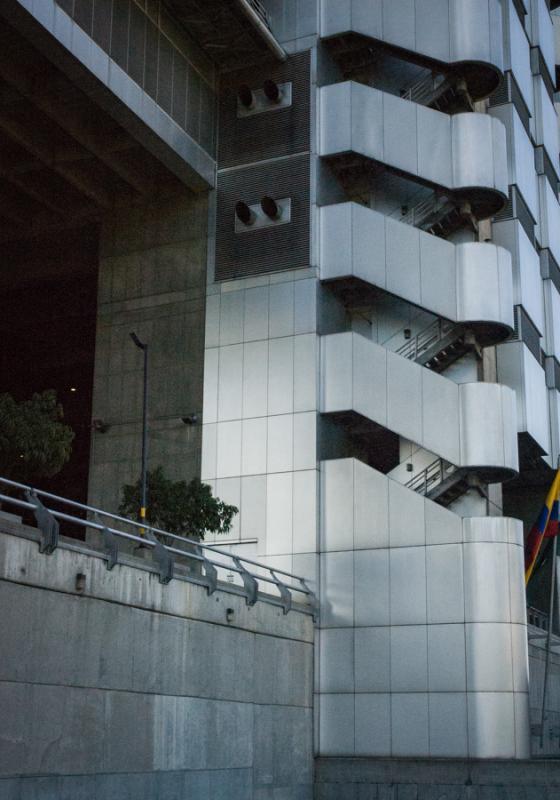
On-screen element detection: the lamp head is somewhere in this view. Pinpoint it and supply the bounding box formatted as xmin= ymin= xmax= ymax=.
xmin=130 ymin=332 xmax=147 ymax=350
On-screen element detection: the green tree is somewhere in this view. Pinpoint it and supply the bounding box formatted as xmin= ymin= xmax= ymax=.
xmin=119 ymin=466 xmax=238 ymax=541
xmin=0 ymin=390 xmax=74 ymax=482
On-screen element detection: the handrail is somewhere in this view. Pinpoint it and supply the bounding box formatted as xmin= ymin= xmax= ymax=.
xmin=405 ymin=457 xmax=456 ymax=496
xmin=391 ymin=191 xmax=451 ymax=229
xmin=0 ymin=477 xmax=317 ymax=617
xmin=236 ymin=0 xmax=287 ymax=61
xmin=527 ymin=606 xmax=549 ymax=632
xmin=396 ymin=318 xmax=455 ymax=362
xmin=401 ymin=72 xmax=448 ymax=105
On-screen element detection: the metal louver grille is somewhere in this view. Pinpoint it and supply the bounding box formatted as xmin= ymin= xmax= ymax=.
xmin=215 ymin=154 xmax=310 ymax=281
xmin=218 ymin=52 xmax=310 ymax=169
xmin=489 ymin=72 xmax=531 ymax=138
xmin=511 ymin=305 xmax=543 ymax=364
xmin=495 ymin=186 xmax=535 ymax=245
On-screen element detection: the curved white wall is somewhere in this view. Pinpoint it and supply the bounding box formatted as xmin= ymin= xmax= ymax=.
xmin=319 ymin=83 xmax=509 ymax=200
xmin=455 ymin=242 xmax=513 ymax=330
xmin=320 ymin=202 xmax=514 ymax=334
xmin=321 ymin=0 xmax=503 ymax=82
xmin=321 ymin=332 xmax=519 ymax=474
xmin=319 ymin=458 xmax=529 ymax=759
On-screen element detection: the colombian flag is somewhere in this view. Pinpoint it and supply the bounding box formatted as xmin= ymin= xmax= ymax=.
xmin=525 ymin=469 xmax=560 ymax=585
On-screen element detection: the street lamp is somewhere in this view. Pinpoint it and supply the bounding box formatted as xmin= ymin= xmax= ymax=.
xmin=130 ymin=332 xmax=148 ymax=530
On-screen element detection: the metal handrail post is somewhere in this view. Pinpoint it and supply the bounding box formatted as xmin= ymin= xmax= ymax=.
xmin=130 ymin=332 xmax=149 ymax=530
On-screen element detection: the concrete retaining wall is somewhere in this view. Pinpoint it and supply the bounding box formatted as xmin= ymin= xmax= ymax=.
xmin=0 ymin=520 xmax=314 ymax=799
xmin=315 ymin=757 xmax=560 ymax=799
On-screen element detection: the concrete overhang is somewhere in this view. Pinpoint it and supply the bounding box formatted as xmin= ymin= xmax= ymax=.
xmin=3 ymin=0 xmax=216 ymax=193
xmin=163 ymin=0 xmax=286 ymax=71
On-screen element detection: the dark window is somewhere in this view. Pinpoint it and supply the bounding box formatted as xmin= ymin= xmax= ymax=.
xmin=513 ymin=305 xmax=542 ymax=363
xmin=512 ymin=0 xmax=526 ymax=27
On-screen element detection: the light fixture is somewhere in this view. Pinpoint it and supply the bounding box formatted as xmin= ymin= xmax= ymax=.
xmin=263 ymin=79 xmax=281 ymax=103
xmin=181 ymin=414 xmax=198 ymax=425
xmin=92 ymin=419 xmax=110 ymax=433
xmin=260 ymin=196 xmax=281 ymax=220
xmin=70 ymin=387 xmax=77 ymax=393
xmin=237 ymin=84 xmax=254 ymax=109
xmin=235 ymin=201 xmax=255 ymax=226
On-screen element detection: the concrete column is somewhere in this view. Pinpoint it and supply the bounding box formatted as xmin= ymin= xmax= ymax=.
xmin=88 ymin=189 xmax=208 ymax=513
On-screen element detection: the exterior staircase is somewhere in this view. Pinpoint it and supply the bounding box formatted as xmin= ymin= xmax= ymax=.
xmin=396 ymin=319 xmax=471 ymax=373
xmin=405 ymin=457 xmax=471 ymax=507
xmin=401 ymin=73 xmax=474 ymax=113
xmin=397 ymin=193 xmax=477 ymax=239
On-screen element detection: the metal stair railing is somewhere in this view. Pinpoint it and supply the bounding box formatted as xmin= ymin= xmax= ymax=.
xmin=0 ymin=476 xmax=318 ymax=618
xmin=527 ymin=606 xmax=549 ymax=632
xmin=405 ymin=457 xmax=456 ymax=496
xmin=391 ymin=191 xmax=452 ymax=229
xmin=246 ymin=0 xmax=272 ymax=28
xmin=401 ymin=72 xmax=449 ymax=105
xmin=396 ymin=318 xmax=455 ymax=362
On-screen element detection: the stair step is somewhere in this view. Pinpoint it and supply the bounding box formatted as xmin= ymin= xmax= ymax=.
xmin=429 ymin=476 xmax=470 ymax=507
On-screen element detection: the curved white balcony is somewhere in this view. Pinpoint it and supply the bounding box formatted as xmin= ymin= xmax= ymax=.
xmin=321 ymin=332 xmax=518 ymax=479
xmin=321 ymin=0 xmax=504 ymax=98
xmin=319 ymin=457 xmax=529 ymax=760
xmin=320 ymin=202 xmax=513 ymax=344
xmin=319 ymin=82 xmax=508 ymax=216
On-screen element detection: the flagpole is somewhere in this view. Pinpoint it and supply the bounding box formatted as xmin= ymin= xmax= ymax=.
xmin=540 ymin=458 xmax=560 ymax=750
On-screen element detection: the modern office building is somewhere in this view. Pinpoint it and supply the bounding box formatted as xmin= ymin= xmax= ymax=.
xmin=2 ymin=0 xmax=560 ymax=768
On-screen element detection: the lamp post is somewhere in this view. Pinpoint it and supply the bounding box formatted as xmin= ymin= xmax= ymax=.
xmin=130 ymin=332 xmax=148 ymax=530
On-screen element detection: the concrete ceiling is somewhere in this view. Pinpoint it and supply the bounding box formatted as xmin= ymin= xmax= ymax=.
xmin=163 ymin=0 xmax=277 ymax=71
xmin=0 ymin=20 xmax=184 ymax=243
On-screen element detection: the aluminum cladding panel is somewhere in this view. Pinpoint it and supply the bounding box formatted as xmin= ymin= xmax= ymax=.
xmin=319 ymin=203 xmax=513 ymax=331
xmin=321 ymin=0 xmax=503 ymax=76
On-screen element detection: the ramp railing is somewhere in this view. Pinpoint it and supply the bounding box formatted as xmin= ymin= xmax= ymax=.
xmin=0 ymin=476 xmax=318 ymax=618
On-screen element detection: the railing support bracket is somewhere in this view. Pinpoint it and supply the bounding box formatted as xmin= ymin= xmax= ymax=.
xmin=234 ymin=556 xmax=258 ymax=606
xmin=25 ymin=490 xmax=59 ymax=555
xmin=151 ymin=537 xmax=174 ymax=584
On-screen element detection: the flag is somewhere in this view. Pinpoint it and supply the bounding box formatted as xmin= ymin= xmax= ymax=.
xmin=543 ymin=493 xmax=560 ymax=539
xmin=525 ymin=469 xmax=560 ymax=585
